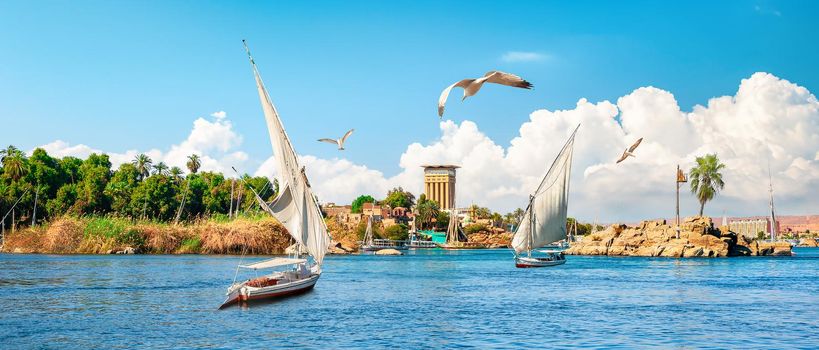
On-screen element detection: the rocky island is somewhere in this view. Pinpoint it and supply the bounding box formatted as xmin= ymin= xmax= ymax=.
xmin=565 ymin=216 xmax=792 ymax=257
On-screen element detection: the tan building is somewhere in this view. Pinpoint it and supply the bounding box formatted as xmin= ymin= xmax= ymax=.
xmin=422 ymin=165 xmax=459 ymax=210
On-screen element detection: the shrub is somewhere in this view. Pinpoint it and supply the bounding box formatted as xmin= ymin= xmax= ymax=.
xmin=464 ymin=223 xmax=488 ymax=235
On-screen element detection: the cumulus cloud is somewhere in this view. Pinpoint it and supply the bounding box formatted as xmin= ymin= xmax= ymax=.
xmin=32 ymin=73 xmax=819 ymax=221
xmin=500 ymin=51 xmax=548 ymax=63
xmin=33 ymin=112 xmax=249 ymax=175
xmin=265 ymin=72 xmax=818 ymax=221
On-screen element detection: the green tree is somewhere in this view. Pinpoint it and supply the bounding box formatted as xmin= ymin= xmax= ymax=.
xmin=130 ymin=174 xmax=179 ymax=220
xmin=1 ymin=149 xmax=27 ymax=181
xmin=59 ymin=156 xmax=82 ymax=183
xmin=384 ymin=223 xmax=409 ymax=240
xmin=75 ymin=153 xmax=112 ymax=214
xmin=415 ymin=199 xmax=440 ymax=230
xmin=689 ymin=154 xmax=726 ymax=216
xmin=383 ymin=187 xmax=415 ymax=209
xmin=435 ymin=210 xmax=450 ymax=231
xmin=132 ymin=153 xmax=152 ymax=180
xmin=169 ymin=166 xmax=184 ymax=182
xmin=152 ymin=162 xmax=169 ymax=176
xmin=186 ymin=154 xmax=201 ymax=174
xmin=47 ymin=184 xmax=79 ymax=216
xmin=351 ymin=195 xmax=375 ymax=213
xmin=105 ymin=163 xmax=141 ymax=215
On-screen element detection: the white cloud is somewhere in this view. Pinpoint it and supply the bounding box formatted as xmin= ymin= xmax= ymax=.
xmin=267 ymin=72 xmax=818 ymax=221
xmin=33 ymin=112 xmax=249 ymax=175
xmin=32 ymin=73 xmax=819 ymax=221
xmin=500 ymin=51 xmax=548 ymax=63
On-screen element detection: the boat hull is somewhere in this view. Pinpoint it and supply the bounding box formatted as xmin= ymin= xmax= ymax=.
xmin=515 ymin=256 xmax=566 ymax=268
xmin=220 ymin=273 xmax=320 ymax=309
xmin=361 ymin=245 xmax=408 ymax=251
xmin=438 ymin=242 xmax=487 ymax=250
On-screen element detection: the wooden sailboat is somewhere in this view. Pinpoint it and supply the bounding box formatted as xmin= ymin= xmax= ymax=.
xmin=359 ymin=215 xmax=408 ymax=251
xmin=220 ymin=41 xmax=331 ymax=308
xmin=439 ymin=208 xmax=485 ymax=249
xmin=512 ymin=125 xmax=579 ymax=268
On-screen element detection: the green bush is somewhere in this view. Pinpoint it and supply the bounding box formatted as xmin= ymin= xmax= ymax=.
xmin=464 ymin=223 xmax=488 ymax=235
xmin=178 ymin=237 xmax=202 ymax=253
xmin=383 ymin=224 xmax=408 ymax=241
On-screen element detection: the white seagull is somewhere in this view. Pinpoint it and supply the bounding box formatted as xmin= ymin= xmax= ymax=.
xmin=318 ymin=129 xmax=355 ymax=150
xmin=616 ymin=138 xmax=643 ymax=164
xmin=438 ymin=71 xmax=533 ymax=118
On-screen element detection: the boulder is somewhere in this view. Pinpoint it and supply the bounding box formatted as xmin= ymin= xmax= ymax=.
xmin=683 ymin=246 xmax=704 ymax=258
xmin=798 ymin=238 xmax=818 ymax=247
xmin=658 ymin=243 xmax=686 ymax=257
xmin=757 ymin=241 xmax=792 ymax=256
xmin=375 ymin=248 xmax=403 ymax=256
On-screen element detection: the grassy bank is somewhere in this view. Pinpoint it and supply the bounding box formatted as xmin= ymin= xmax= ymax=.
xmin=1 ymin=214 xmax=292 ymax=255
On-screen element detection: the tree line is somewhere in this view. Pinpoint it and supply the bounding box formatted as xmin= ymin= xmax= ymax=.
xmin=0 ymin=145 xmax=277 ymax=230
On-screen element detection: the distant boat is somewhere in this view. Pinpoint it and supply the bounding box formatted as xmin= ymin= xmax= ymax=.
xmin=511 ymin=125 xmax=579 ymax=268
xmin=360 ymin=215 xmax=409 ymax=251
xmin=220 ymin=41 xmax=331 ymax=308
xmin=438 ymin=209 xmax=486 ymax=249
xmin=407 ymin=219 xmax=437 ymax=249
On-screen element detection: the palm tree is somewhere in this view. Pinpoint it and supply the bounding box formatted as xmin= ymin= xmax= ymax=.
xmin=132 ymin=154 xmax=152 ymax=180
xmin=416 ymin=200 xmax=440 ymax=230
xmin=2 ymin=151 xmax=27 ymax=181
xmin=0 ymin=145 xmax=21 ymax=162
xmin=153 ymin=162 xmax=169 ymax=176
xmin=169 ymin=166 xmax=184 ymax=181
xmin=689 ymin=153 xmax=726 ymax=216
xmin=186 ymin=154 xmax=201 ymax=174
xmin=512 ymin=208 xmax=525 ymax=225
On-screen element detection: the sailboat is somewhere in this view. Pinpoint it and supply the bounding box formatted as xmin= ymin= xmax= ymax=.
xmin=359 ymin=215 xmax=408 ymax=251
xmin=512 ymin=125 xmax=579 ymax=268
xmin=219 ymin=41 xmax=331 ymax=308
xmin=438 ymin=208 xmax=485 ymax=249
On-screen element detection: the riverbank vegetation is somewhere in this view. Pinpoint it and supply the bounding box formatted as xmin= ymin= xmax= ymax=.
xmin=1 ymin=146 xmax=277 ymax=233
xmin=2 ymin=214 xmax=292 ymax=254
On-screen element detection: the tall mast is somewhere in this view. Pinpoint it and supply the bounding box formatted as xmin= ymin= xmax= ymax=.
xmin=528 ymin=195 xmax=534 ymax=258
xmin=768 ymin=164 xmax=777 ymax=242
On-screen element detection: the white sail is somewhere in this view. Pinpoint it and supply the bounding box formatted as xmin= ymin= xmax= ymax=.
xmin=244 ymin=42 xmax=331 ymax=265
xmin=511 ymin=125 xmax=579 ymax=255
xmin=363 ymin=215 xmax=374 ymax=246
xmin=446 ymin=209 xmax=466 ymax=243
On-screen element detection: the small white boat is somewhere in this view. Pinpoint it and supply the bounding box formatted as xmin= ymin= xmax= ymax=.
xmin=515 ymin=252 xmax=566 ymax=268
xmin=220 ymin=258 xmax=320 ymax=309
xmin=220 ymin=41 xmax=331 ymax=308
xmin=511 ymin=125 xmax=579 ymax=268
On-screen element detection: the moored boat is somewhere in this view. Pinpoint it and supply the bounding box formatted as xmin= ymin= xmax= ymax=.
xmin=511 ymin=125 xmax=579 ymax=268
xmin=360 ymin=215 xmax=408 ymax=251
xmin=438 ymin=208 xmax=487 ymax=249
xmin=220 ymin=41 xmax=331 ymax=308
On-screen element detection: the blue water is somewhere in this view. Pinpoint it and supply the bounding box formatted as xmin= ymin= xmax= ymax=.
xmin=1 ymin=249 xmax=818 ymax=349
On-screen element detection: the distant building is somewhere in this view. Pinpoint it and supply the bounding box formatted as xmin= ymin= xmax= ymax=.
xmin=423 ymin=165 xmax=459 ymax=210
xmin=729 ymin=218 xmax=779 ymax=239
xmin=362 ymin=202 xmax=391 ymax=221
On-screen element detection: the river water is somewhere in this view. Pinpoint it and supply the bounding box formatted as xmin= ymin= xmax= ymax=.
xmin=1 ymin=248 xmax=817 ymax=349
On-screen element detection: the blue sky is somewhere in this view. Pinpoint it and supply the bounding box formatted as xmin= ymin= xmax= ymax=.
xmin=1 ymin=1 xmax=818 ymax=218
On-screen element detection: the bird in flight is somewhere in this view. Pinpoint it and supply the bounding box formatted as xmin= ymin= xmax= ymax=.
xmin=616 ymin=138 xmax=643 ymax=164
xmin=438 ymin=71 xmax=533 ymax=118
xmin=318 ymin=129 xmax=355 ymax=150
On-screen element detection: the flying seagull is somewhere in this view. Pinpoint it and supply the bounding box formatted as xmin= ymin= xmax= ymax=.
xmin=318 ymin=129 xmax=355 ymax=150
xmin=438 ymin=71 xmax=533 ymax=118
xmin=616 ymin=138 xmax=643 ymax=164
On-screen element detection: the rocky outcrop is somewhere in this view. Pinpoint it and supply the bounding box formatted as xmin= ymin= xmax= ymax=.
xmin=565 ymin=216 xmax=792 ymax=258
xmin=327 ymin=241 xmax=356 ymax=255
xmin=466 ymin=227 xmax=512 ymax=248
xmin=374 ymin=248 xmax=403 ymax=256
xmin=798 ymin=238 xmax=818 ymax=247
